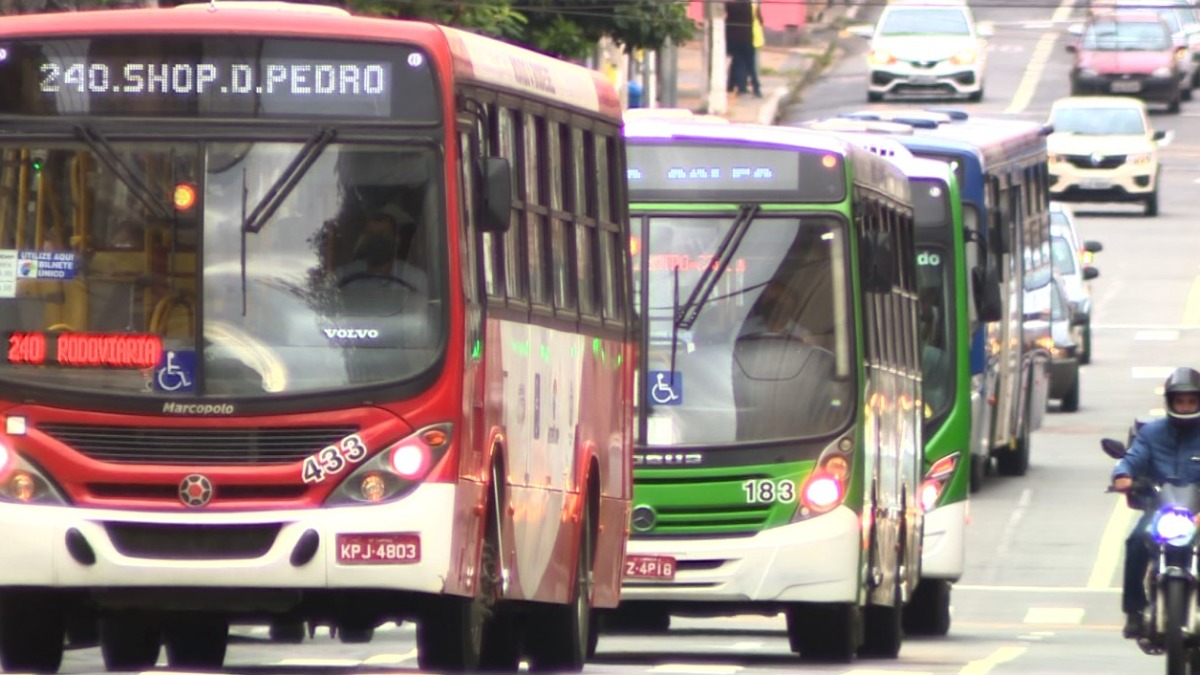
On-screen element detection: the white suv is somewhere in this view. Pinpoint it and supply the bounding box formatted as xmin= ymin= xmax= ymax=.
xmin=853 ymin=0 xmax=991 ymax=102
xmin=1046 ymin=96 xmax=1167 ymax=216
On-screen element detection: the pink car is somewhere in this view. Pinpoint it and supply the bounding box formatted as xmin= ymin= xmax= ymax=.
xmin=1067 ymin=11 xmax=1187 ymax=113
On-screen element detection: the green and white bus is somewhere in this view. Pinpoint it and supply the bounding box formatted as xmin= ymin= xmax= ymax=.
xmin=614 ymin=119 xmax=923 ymax=661
xmin=808 ymin=123 xmax=975 ymax=635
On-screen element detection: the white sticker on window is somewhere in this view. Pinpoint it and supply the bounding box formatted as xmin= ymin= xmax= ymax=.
xmin=0 ymin=250 xmax=16 ymax=298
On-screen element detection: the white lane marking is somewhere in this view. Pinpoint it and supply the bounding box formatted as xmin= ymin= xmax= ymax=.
xmin=1005 ymin=0 xmax=1074 ymax=114
xmin=1023 ymin=607 xmax=1085 ymax=624
xmin=1088 ymin=496 xmax=1135 ymax=589
xmin=274 ymin=658 xmax=363 ymax=667
xmin=363 ymin=650 xmax=417 ymax=665
xmin=726 ymin=641 xmax=764 ymax=650
xmin=956 ymin=584 xmax=1120 ymax=593
xmin=995 ymin=488 xmax=1032 ymax=556
xmin=1094 ymin=323 xmax=1200 ymax=330
xmin=1135 ymin=330 xmax=1181 ymax=341
xmin=650 ymin=666 xmax=742 ymax=674
xmin=1133 ymin=367 xmax=1177 ymax=380
xmin=959 ymin=646 xmax=1027 ymax=675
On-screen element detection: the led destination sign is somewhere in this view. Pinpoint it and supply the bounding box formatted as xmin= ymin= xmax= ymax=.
xmin=0 ymin=37 xmax=440 ymax=120
xmin=626 ymin=144 xmax=847 ymax=203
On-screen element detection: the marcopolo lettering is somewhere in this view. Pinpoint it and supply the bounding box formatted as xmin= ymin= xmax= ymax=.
xmin=162 ymin=402 xmax=236 ymax=415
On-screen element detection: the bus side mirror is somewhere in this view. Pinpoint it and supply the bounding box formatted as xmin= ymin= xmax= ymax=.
xmin=972 ymin=263 xmax=1002 ymax=323
xmin=478 ymin=157 xmax=512 ymax=233
xmin=860 ymin=232 xmax=895 ymax=293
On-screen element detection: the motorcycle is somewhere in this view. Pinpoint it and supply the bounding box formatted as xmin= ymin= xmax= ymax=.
xmin=1102 ymin=434 xmax=1200 ymax=675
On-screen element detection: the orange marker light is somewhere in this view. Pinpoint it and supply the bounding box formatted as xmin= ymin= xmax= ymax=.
xmin=821 ymin=155 xmax=838 ymax=169
xmin=173 ymin=183 xmax=197 ymax=211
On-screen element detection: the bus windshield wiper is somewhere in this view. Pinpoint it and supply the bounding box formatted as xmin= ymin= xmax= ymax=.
xmin=76 ymin=125 xmax=174 ymax=221
xmin=242 ymin=127 xmax=336 ymax=234
xmin=674 ymin=204 xmax=760 ymax=331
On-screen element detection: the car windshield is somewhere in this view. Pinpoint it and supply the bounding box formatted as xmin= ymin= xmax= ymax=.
xmin=1051 ymin=236 xmax=1079 ymax=276
xmin=0 ymin=139 xmax=444 ymax=399
xmin=1083 ymin=20 xmax=1172 ymax=50
xmin=636 ymin=214 xmax=853 ymax=446
xmin=878 ymin=8 xmax=972 ymax=36
xmin=1051 ymin=106 xmax=1146 ymax=135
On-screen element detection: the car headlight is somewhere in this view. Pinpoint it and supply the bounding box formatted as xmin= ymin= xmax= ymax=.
xmin=325 ymin=424 xmax=453 ymax=506
xmin=1128 ymin=152 xmax=1153 ymax=166
xmin=1048 ymin=153 xmax=1067 ymax=164
xmin=1152 ymin=506 xmax=1197 ymax=547
xmin=950 ymin=49 xmax=978 ymax=65
xmin=0 ymin=440 xmax=68 ymax=506
xmin=869 ymin=49 xmax=897 ymax=66
xmin=1078 ymin=68 xmax=1099 ymax=78
xmin=1153 ymin=66 xmax=1174 ymax=78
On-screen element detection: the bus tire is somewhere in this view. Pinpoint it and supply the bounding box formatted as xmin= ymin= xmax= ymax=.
xmin=969 ymin=453 xmax=986 ymax=493
xmin=526 ymin=494 xmax=595 ymax=672
xmin=996 ymin=400 xmax=1030 ymax=477
xmin=99 ymin=613 xmax=161 ymax=672
xmin=787 ymin=602 xmax=859 ymax=662
xmin=268 ymin=618 xmax=306 ymax=643
xmin=902 ymin=579 xmax=951 ymax=636
xmin=163 ymin=614 xmax=228 ymax=670
xmin=0 ymin=592 xmax=65 ymax=674
xmin=860 ymin=570 xmax=903 ymax=658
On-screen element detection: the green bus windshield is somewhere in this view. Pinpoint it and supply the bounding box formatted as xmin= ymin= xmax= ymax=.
xmin=636 ymin=213 xmax=852 ymax=446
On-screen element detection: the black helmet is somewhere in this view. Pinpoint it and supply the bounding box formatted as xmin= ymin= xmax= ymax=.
xmin=1164 ymin=367 xmax=1200 ymax=425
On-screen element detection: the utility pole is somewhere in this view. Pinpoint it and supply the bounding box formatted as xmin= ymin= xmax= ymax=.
xmin=706 ymin=0 xmax=727 ymax=115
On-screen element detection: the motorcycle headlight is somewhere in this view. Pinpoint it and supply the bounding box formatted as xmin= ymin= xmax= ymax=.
xmin=1152 ymin=506 xmax=1197 ymax=546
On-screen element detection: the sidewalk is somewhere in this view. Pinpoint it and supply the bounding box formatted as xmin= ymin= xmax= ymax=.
xmin=667 ymin=2 xmax=863 ymax=125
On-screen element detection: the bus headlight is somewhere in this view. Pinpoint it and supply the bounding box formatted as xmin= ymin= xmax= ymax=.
xmin=0 ymin=441 xmax=68 ymax=505
xmin=795 ymin=442 xmax=852 ymax=521
xmin=325 ymin=424 xmax=453 ymax=506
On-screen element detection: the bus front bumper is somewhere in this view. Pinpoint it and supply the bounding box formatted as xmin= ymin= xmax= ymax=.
xmin=0 ymin=483 xmax=455 ymax=593
xmin=621 ymin=505 xmax=860 ymax=604
xmin=920 ymin=499 xmax=966 ymax=580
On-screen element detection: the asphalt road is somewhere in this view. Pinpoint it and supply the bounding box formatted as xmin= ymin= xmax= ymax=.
xmin=45 ymin=1 xmax=1200 ymax=673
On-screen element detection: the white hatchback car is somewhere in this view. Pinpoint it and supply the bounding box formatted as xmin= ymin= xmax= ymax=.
xmin=1046 ymin=96 xmax=1167 ymax=216
xmin=853 ymin=0 xmax=991 ymax=102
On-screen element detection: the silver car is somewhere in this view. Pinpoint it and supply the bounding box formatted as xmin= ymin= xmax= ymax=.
xmin=1050 ymin=203 xmax=1103 ymax=364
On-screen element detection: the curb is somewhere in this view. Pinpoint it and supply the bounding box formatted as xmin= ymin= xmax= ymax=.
xmin=763 ymin=2 xmax=861 ymax=125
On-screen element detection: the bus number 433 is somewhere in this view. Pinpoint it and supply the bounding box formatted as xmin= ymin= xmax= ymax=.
xmin=742 ymin=479 xmax=796 ymax=504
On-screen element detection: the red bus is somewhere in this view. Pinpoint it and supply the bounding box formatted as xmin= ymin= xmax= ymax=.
xmin=0 ymin=3 xmax=634 ymax=673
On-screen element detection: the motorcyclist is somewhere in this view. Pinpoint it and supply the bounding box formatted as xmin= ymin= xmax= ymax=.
xmin=1111 ymin=366 xmax=1200 ymax=638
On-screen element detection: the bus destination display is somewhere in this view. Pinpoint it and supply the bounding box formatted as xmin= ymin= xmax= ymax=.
xmin=0 ymin=37 xmax=440 ymax=120
xmin=626 ymin=144 xmax=847 ymax=203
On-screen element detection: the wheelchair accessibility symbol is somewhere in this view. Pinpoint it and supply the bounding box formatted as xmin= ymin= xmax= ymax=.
xmin=648 ymin=371 xmax=682 ymax=406
xmin=155 ymin=350 xmax=196 ymax=393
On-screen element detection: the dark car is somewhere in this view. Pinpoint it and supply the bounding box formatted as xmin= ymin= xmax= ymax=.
xmin=1067 ymin=11 xmax=1187 ymax=112
xmin=1024 ymin=273 xmax=1082 ymax=412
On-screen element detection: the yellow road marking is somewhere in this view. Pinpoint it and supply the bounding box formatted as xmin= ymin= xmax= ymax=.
xmin=959 ymin=645 xmax=1026 ymax=675
xmin=1088 ymin=495 xmax=1134 ymax=589
xmin=1182 ymin=273 xmax=1200 ymax=326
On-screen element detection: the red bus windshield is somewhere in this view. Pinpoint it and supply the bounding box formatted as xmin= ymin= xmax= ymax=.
xmin=0 ymin=137 xmax=446 ymax=398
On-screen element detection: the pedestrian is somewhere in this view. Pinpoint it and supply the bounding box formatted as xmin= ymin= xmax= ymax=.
xmin=749 ymin=0 xmax=764 ymax=97
xmin=725 ymin=0 xmax=755 ymax=96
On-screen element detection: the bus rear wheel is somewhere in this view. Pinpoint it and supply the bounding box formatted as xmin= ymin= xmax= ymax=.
xmin=526 ymin=498 xmax=594 ymax=672
xmin=0 ymin=592 xmax=65 ymax=674
xmin=787 ymin=602 xmax=860 ymax=662
xmin=902 ymin=579 xmax=951 ymax=636
xmin=996 ymin=405 xmax=1031 ymax=477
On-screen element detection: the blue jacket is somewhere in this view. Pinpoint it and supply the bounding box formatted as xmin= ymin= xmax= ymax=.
xmin=1113 ymin=417 xmax=1200 ymax=484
